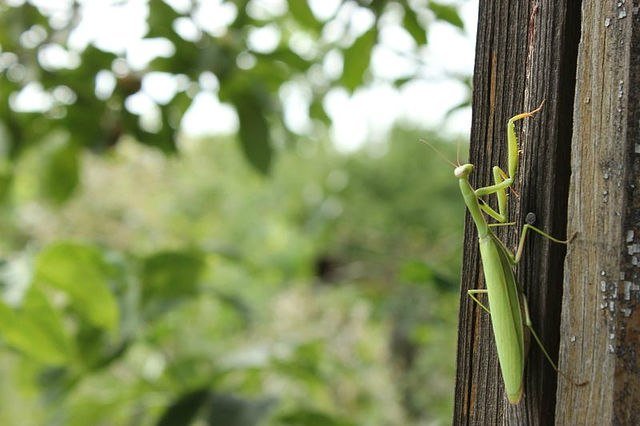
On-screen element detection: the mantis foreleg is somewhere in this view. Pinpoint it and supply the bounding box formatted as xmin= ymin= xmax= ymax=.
xmin=473 ymin=102 xmax=545 ymax=224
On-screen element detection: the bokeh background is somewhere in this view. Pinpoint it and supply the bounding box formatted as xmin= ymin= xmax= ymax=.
xmin=0 ymin=0 xmax=476 ymax=424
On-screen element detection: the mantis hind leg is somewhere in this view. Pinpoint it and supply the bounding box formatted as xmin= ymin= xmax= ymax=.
xmin=468 ymin=289 xmax=490 ymax=314
xmin=521 ymin=295 xmax=560 ymax=372
xmin=521 ymin=295 xmax=588 ymax=386
xmin=513 ymin=224 xmax=577 ymax=264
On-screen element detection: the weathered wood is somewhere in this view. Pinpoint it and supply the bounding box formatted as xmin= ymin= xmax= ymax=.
xmin=556 ymin=1 xmax=640 ymax=424
xmin=453 ymin=1 xmax=581 ymax=424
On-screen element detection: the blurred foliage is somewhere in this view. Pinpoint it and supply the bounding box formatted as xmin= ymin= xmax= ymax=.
xmin=0 ymin=0 xmax=470 ymax=425
xmin=0 ymin=128 xmax=465 ymax=425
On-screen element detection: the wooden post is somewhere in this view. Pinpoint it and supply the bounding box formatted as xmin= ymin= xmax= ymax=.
xmin=453 ymin=1 xmax=581 ymax=423
xmin=556 ymin=1 xmax=640 ymax=424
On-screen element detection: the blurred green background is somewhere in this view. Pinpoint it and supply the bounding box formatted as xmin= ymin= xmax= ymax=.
xmin=0 ymin=1 xmax=471 ymax=425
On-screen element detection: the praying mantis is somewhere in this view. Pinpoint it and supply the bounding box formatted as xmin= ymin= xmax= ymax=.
xmin=452 ymin=102 xmax=579 ymax=404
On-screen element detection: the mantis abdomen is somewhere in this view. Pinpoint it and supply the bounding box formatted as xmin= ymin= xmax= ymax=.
xmin=479 ymin=235 xmax=526 ymax=404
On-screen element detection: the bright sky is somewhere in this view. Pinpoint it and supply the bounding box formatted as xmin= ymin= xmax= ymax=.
xmin=7 ymin=0 xmax=478 ymax=152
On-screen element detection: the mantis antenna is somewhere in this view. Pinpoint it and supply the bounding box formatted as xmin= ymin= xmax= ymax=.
xmin=419 ymin=138 xmax=459 ymax=168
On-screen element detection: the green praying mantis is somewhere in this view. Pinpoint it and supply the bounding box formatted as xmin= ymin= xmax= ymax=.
xmin=443 ymin=102 xmax=582 ymax=404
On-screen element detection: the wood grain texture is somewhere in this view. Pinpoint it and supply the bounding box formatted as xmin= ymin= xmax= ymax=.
xmin=556 ymin=1 xmax=640 ymax=424
xmin=453 ymin=1 xmax=581 ymax=424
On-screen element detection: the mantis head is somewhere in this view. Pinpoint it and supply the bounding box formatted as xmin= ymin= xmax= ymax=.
xmin=454 ymin=163 xmax=474 ymax=178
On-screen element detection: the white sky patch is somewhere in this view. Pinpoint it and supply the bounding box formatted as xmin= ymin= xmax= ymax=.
xmin=360 ymin=84 xmax=404 ymax=139
xmin=379 ymin=23 xmax=417 ymax=51
xmin=325 ymin=85 xmax=405 ymax=152
xmin=38 ymin=43 xmax=80 ymax=70
xmin=308 ymin=0 xmax=342 ymax=22
xmin=181 ymin=92 xmax=238 ymax=136
xmin=10 ymin=82 xmax=52 ymax=112
xmin=324 ymin=88 xmax=368 ymax=152
xmin=399 ymin=78 xmax=468 ymax=127
xmin=288 ymin=32 xmax=318 ymax=60
xmin=371 ymin=44 xmax=416 ymax=81
xmin=322 ymin=49 xmax=343 ymax=81
xmin=95 ymin=70 xmax=116 ymax=100
xmin=125 ymin=91 xmax=155 ymax=116
xmin=445 ymin=106 xmax=473 ymax=138
xmin=423 ymin=21 xmax=476 ymax=76
xmin=126 ymin=38 xmax=174 ymax=70
xmin=198 ymin=71 xmax=220 ymax=92
xmin=246 ymin=0 xmax=287 ymax=20
xmin=280 ymin=81 xmax=312 ymax=135
xmin=194 ymin=1 xmax=237 ymax=37
xmin=142 ymin=72 xmax=179 ymax=105
xmin=125 ymin=92 xmax=162 ymax=133
xmin=247 ymin=25 xmax=281 ymax=54
xmin=173 ymin=17 xmax=201 ymax=42
xmin=68 ymin=0 xmax=148 ymax=53
xmin=345 ymin=5 xmax=376 ymax=39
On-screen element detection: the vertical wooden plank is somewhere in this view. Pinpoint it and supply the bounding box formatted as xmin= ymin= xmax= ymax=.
xmin=453 ymin=1 xmax=581 ymax=423
xmin=513 ymin=1 xmax=581 ymax=423
xmin=453 ymin=4 xmax=527 ymax=423
xmin=556 ymin=1 xmax=640 ymax=424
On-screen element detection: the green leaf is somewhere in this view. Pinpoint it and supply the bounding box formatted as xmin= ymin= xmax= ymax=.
xmin=428 ymin=2 xmax=464 ymax=30
xmin=64 ymin=102 xmax=107 ymax=149
xmin=233 ymin=93 xmax=273 ymax=175
xmin=444 ymin=97 xmax=471 ymax=119
xmin=79 ymin=45 xmax=118 ymax=74
xmin=0 ymin=158 xmax=13 ymax=203
xmin=156 ymin=390 xmax=275 ymax=426
xmin=309 ymin=97 xmax=329 ymax=123
xmin=287 ymin=0 xmax=321 ymax=31
xmin=341 ymin=27 xmax=377 ymax=92
xmin=141 ymin=250 xmax=205 ymax=319
xmin=0 ymin=286 xmax=74 ymax=364
xmin=167 ymin=91 xmax=193 ymax=129
xmin=124 ymin=108 xmax=177 ymax=154
xmin=399 ymin=260 xmax=434 ymax=283
xmin=38 ymin=132 xmax=79 ymax=204
xmin=204 ymin=394 xmax=275 ymax=426
xmin=277 ymin=409 xmax=355 ymax=426
xmin=75 ymin=323 xmax=130 ymax=371
xmin=35 ymin=243 xmax=119 ymax=331
xmin=147 ymin=0 xmax=182 ymax=40
xmin=403 ymin=7 xmax=427 ymax=45
xmin=272 ymin=341 xmax=325 ymax=384
xmin=255 ymin=49 xmax=313 ymax=73
xmin=156 ymin=388 xmax=210 ymax=426
xmin=392 ymin=75 xmax=415 ymax=88
xmin=148 ymin=36 xmax=202 ymax=77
